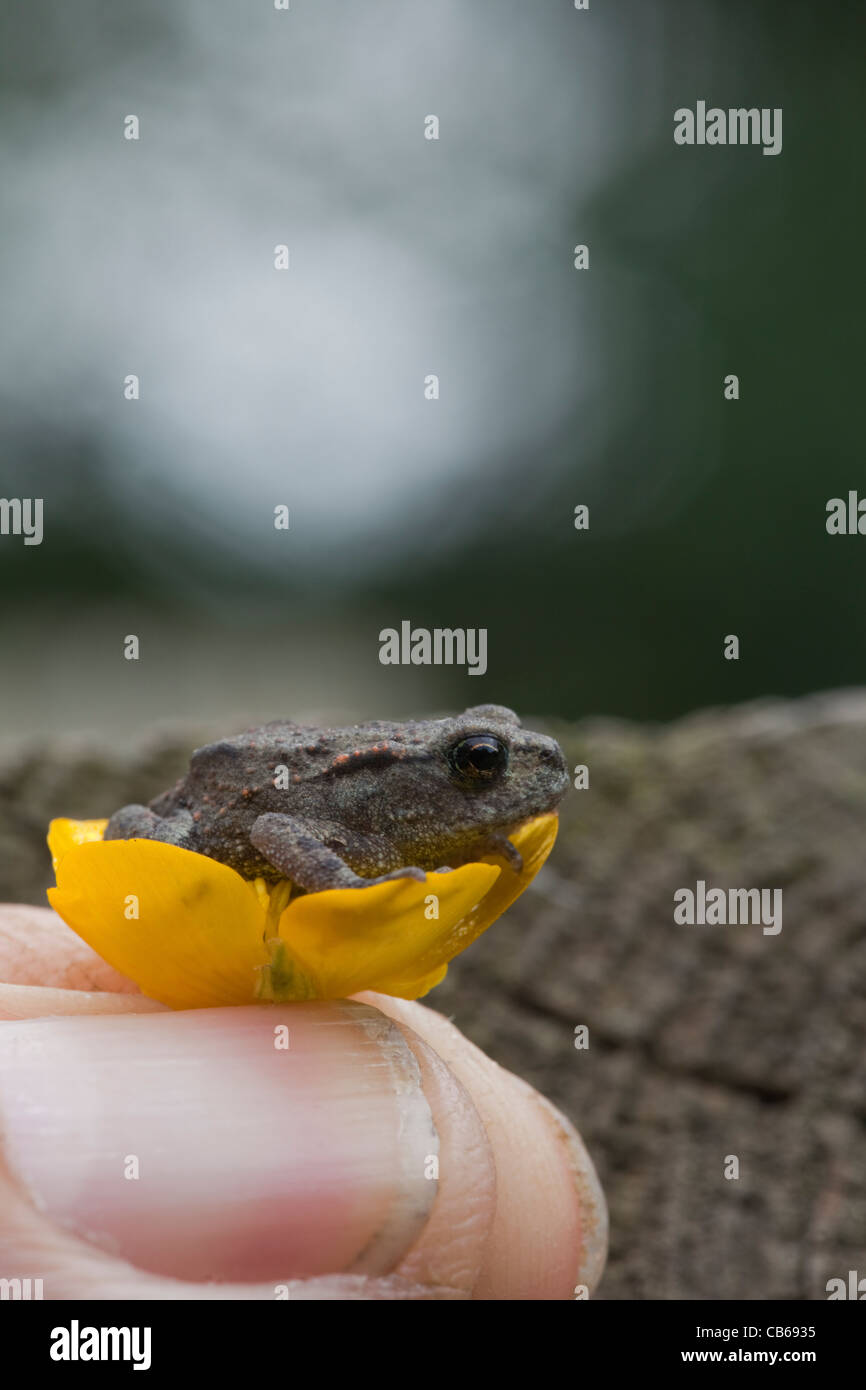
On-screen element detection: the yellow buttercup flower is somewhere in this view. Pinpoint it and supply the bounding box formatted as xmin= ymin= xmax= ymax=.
xmin=46 ymin=814 xmax=559 ymax=1010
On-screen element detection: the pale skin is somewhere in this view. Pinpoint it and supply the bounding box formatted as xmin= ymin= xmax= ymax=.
xmin=0 ymin=905 xmax=607 ymax=1300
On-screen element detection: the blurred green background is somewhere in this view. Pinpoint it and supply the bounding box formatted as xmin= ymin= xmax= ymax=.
xmin=1 ymin=0 xmax=863 ymax=739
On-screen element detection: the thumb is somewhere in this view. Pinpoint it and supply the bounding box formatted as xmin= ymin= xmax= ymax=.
xmin=0 ymin=998 xmax=605 ymax=1299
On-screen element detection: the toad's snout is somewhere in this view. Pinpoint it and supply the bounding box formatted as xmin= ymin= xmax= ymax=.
xmin=531 ymin=738 xmax=570 ymax=802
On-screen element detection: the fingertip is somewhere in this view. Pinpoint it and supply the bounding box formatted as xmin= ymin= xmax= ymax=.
xmin=358 ymin=992 xmax=607 ymax=1299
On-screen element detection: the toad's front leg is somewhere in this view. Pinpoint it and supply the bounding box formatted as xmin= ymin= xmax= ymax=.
xmin=472 ymin=831 xmax=524 ymax=873
xmin=104 ymin=805 xmax=195 ymax=849
xmin=250 ymin=813 xmax=427 ymax=893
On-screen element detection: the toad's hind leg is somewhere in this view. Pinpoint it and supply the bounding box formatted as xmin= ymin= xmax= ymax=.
xmin=250 ymin=812 xmax=426 ymax=894
xmin=104 ymin=805 xmax=195 ymax=849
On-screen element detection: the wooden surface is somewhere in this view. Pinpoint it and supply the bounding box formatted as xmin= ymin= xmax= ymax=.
xmin=3 ymin=691 xmax=865 ymax=1299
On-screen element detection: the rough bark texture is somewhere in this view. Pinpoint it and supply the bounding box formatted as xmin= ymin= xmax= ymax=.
xmin=2 ymin=691 xmax=865 ymax=1300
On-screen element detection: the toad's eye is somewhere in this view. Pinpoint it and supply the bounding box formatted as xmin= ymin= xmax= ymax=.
xmin=448 ymin=734 xmax=508 ymax=781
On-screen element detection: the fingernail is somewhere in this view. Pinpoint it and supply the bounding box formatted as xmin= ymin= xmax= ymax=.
xmin=0 ymin=1002 xmax=438 ymax=1283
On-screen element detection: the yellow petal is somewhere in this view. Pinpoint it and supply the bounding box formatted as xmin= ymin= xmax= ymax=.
xmin=48 ymin=817 xmax=109 ymax=871
xmin=277 ymin=813 xmax=560 ymax=1000
xmin=370 ymin=961 xmax=449 ymax=1001
xmin=371 ymin=813 xmax=559 ymax=995
xmin=44 ymin=812 xmax=559 ymax=1007
xmin=276 ymin=863 xmax=501 ymax=999
xmin=472 ymin=812 xmax=559 ymax=932
xmin=47 ymin=839 xmax=313 ymax=1010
